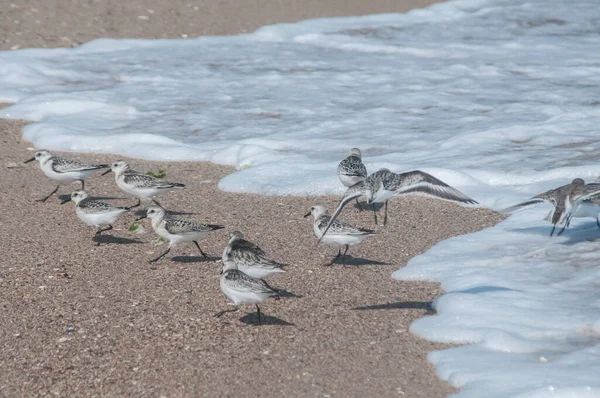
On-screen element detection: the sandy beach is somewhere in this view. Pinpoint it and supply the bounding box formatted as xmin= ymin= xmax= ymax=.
xmin=0 ymin=1 xmax=504 ymax=397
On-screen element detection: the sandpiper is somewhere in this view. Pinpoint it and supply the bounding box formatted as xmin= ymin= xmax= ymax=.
xmin=223 ymin=231 xmax=287 ymax=279
xmin=319 ymin=169 xmax=477 ymax=241
xmin=137 ymin=207 xmax=224 ymax=263
xmin=503 ymin=178 xmax=600 ymax=236
xmin=24 ymin=149 xmax=108 ymax=202
xmin=215 ymin=260 xmax=280 ymax=324
xmin=305 ymin=205 xmax=375 ymax=265
xmin=61 ymin=190 xmax=128 ymax=244
xmin=102 ymin=160 xmax=184 ymax=209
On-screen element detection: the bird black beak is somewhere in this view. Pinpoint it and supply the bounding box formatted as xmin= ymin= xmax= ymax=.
xmin=303 ymin=211 xmax=311 ymax=218
xmin=101 ymin=169 xmax=112 ymax=176
xmin=24 ymin=157 xmax=35 ymax=164
xmin=135 ymin=214 xmax=147 ymax=222
xmin=60 ymin=198 xmax=72 ymax=205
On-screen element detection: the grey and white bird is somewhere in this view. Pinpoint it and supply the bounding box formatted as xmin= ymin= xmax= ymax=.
xmin=319 ymin=169 xmax=477 ymax=242
xmin=337 ymin=148 xmax=367 ymax=188
xmin=102 ymin=160 xmax=184 ymax=209
xmin=222 ymin=231 xmax=287 ymax=279
xmin=61 ymin=190 xmax=128 ymax=244
xmin=503 ymin=178 xmax=600 ymax=236
xmin=137 ymin=207 xmax=224 ymax=263
xmin=24 ymin=149 xmax=109 ymax=202
xmin=215 ymin=260 xmax=280 ymax=324
xmin=337 ymin=148 xmax=368 ymax=210
xmin=305 ymin=205 xmax=375 ymax=266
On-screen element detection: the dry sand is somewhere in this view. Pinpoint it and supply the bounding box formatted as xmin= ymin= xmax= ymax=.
xmin=0 ymin=1 xmax=504 ymax=397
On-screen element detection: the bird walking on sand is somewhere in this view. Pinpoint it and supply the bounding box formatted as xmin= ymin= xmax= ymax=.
xmin=223 ymin=231 xmax=287 ymax=279
xmin=61 ymin=190 xmax=128 ymax=244
xmin=305 ymin=205 xmax=375 ymax=266
xmin=215 ymin=260 xmax=280 ymax=324
xmin=337 ymin=148 xmax=368 ymax=210
xmin=137 ymin=207 xmax=224 ymax=263
xmin=319 ymin=169 xmax=477 ymax=242
xmin=102 ymin=160 xmax=184 ymax=209
xmin=24 ymin=149 xmax=108 ymax=202
xmin=503 ymin=178 xmax=600 ymax=236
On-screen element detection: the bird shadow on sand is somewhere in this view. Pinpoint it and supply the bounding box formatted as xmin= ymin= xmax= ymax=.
xmin=352 ymin=201 xmax=383 ymax=212
xmin=353 ymin=301 xmax=435 ymax=315
xmin=239 ymin=313 xmax=295 ymax=326
xmin=331 ymin=256 xmax=387 ymax=266
xmin=170 ymin=255 xmax=221 ymax=263
xmin=57 ymin=194 xmax=128 ymax=202
xmin=93 ymin=235 xmax=143 ymax=245
xmin=131 ymin=209 xmax=197 ymax=217
xmin=274 ymin=289 xmax=303 ymax=299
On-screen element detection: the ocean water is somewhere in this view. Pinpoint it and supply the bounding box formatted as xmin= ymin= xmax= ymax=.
xmin=2 ymin=0 xmax=600 ymax=396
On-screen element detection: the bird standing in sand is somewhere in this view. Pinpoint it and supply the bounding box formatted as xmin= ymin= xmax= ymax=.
xmin=215 ymin=259 xmax=281 ymax=324
xmin=61 ymin=190 xmax=128 ymax=244
xmin=137 ymin=207 xmax=224 ymax=263
xmin=305 ymin=205 xmax=375 ymax=266
xmin=102 ymin=160 xmax=184 ymax=209
xmin=24 ymin=149 xmax=108 ymax=202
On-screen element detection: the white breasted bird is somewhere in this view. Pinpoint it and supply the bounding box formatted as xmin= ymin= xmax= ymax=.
xmin=102 ymin=160 xmax=184 ymax=209
xmin=137 ymin=207 xmax=224 ymax=263
xmin=61 ymin=190 xmax=128 ymax=244
xmin=305 ymin=204 xmax=375 ymax=266
xmin=215 ymin=259 xmax=280 ymax=324
xmin=24 ymin=149 xmax=109 ymax=202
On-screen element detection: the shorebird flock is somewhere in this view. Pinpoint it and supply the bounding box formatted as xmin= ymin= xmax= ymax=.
xmin=28 ymin=147 xmax=599 ymax=323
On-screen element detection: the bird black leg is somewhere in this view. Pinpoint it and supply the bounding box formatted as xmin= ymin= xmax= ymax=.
xmin=149 ymin=247 xmax=171 ymax=263
xmin=93 ymin=225 xmax=113 ymax=245
xmin=557 ymin=215 xmax=572 ymax=237
xmin=95 ymin=225 xmax=113 ymax=237
xmin=355 ymin=199 xmax=363 ymax=211
xmin=550 ymin=224 xmax=556 ymax=237
xmin=341 ymin=245 xmax=349 ymax=263
xmin=597 ymin=217 xmax=600 ymax=229
xmin=383 ymin=200 xmax=389 ymax=226
xmin=36 ymin=185 xmax=60 ymax=202
xmin=193 ymin=241 xmax=209 ymax=258
xmin=256 ymin=305 xmax=262 ymax=324
xmin=79 ymin=179 xmax=85 ymax=190
xmin=126 ymin=198 xmax=141 ymax=210
xmin=372 ymin=203 xmax=378 ymax=225
xmin=152 ymin=199 xmax=164 ymax=208
xmin=214 ymin=305 xmax=239 ymax=318
xmin=325 ymin=248 xmax=342 ymax=266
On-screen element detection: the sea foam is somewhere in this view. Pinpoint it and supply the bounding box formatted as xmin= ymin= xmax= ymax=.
xmin=2 ymin=0 xmax=600 ymax=395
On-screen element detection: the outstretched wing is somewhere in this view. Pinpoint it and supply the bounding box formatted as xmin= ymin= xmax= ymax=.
xmin=501 ymin=188 xmax=558 ymax=213
xmin=392 ymin=171 xmax=478 ymax=204
xmin=317 ymin=181 xmax=365 ymax=243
